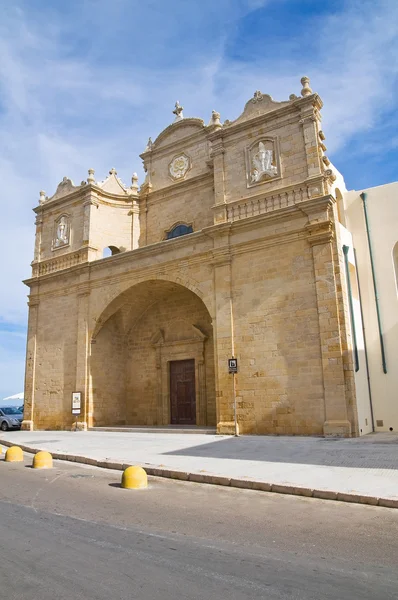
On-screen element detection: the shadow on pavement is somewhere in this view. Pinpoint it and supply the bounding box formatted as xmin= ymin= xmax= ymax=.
xmin=164 ymin=434 xmax=398 ymax=470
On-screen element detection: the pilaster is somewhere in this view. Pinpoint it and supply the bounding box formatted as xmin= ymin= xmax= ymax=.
xmin=209 ymin=228 xmax=237 ymax=434
xmin=73 ymin=284 xmax=91 ymax=431
xmin=299 ymin=105 xmax=323 ymax=179
xmin=21 ymin=296 xmax=39 ymax=431
xmin=302 ymin=196 xmax=352 ymax=436
xmin=209 ymin=134 xmax=227 ymax=224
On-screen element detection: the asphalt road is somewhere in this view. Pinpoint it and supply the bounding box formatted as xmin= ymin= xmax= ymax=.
xmin=0 ymin=457 xmax=397 ymax=599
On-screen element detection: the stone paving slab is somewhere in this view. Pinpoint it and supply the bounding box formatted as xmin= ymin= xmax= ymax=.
xmin=1 ymin=431 xmax=397 ymax=504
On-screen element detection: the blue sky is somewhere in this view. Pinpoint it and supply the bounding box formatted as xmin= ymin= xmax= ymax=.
xmin=0 ymin=0 xmax=397 ymax=399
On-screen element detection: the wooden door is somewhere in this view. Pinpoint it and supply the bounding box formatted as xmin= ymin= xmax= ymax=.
xmin=170 ymin=359 xmax=196 ymax=425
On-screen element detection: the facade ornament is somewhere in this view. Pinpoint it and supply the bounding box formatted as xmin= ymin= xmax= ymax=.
xmin=300 ymin=76 xmax=313 ymax=97
xmin=324 ymin=168 xmax=337 ymax=182
xmin=319 ymin=130 xmax=326 ymax=141
xmin=54 ymin=216 xmax=69 ymax=248
xmin=208 ymin=110 xmax=221 ymax=127
xmin=144 ymin=137 xmax=153 ymax=152
xmin=131 ymin=172 xmax=139 ymax=194
xmin=39 ymin=190 xmax=46 ymax=205
xmin=250 ymin=141 xmax=278 ymax=183
xmin=252 ymin=90 xmax=263 ymax=103
xmin=289 ymin=93 xmax=299 ymax=100
xmin=173 ymin=101 xmax=184 ymax=122
xmin=109 ymin=167 xmax=117 ymax=175
xmin=322 ymin=155 xmax=331 ymax=166
xmin=299 ymin=114 xmax=317 ymax=125
xmin=87 ymin=168 xmax=95 ymax=184
xmin=169 ymin=153 xmax=191 ymax=181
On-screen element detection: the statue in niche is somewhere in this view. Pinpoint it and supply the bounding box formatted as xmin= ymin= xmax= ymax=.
xmin=55 ymin=216 xmax=69 ymax=247
xmin=251 ymin=141 xmax=278 ymax=183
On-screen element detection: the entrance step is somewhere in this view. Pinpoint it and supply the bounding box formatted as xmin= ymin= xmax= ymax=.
xmin=88 ymin=426 xmax=217 ymax=435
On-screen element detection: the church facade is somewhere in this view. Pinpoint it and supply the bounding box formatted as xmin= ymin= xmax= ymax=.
xmin=23 ymin=77 xmax=376 ymax=436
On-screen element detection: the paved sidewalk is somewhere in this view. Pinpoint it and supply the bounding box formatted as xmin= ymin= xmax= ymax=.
xmin=1 ymin=431 xmax=398 ymax=505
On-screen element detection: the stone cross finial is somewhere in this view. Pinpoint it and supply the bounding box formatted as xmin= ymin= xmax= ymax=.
xmin=131 ymin=172 xmax=139 ymax=194
xmin=109 ymin=167 xmax=117 ymax=175
xmin=173 ymin=101 xmax=184 ymax=122
xmin=39 ymin=190 xmax=46 ymax=205
xmin=87 ymin=168 xmax=95 ymax=184
xmin=300 ymin=76 xmax=313 ymax=97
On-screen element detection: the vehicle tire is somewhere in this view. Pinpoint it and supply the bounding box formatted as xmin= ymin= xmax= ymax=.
xmin=1 ymin=421 xmax=8 ymax=432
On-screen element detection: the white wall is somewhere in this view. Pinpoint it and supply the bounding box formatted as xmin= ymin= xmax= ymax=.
xmin=344 ymin=182 xmax=398 ymax=432
xmin=339 ymin=224 xmax=373 ymax=435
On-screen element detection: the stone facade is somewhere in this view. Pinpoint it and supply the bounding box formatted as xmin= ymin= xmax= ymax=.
xmin=23 ymin=77 xmax=359 ymax=436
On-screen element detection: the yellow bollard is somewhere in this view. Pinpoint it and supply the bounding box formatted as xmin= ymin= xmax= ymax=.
xmin=121 ymin=466 xmax=148 ymax=489
xmin=5 ymin=446 xmax=24 ymax=462
xmin=32 ymin=451 xmax=53 ymax=469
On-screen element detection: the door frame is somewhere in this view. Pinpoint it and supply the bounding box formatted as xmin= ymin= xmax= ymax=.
xmin=169 ymin=358 xmax=196 ymax=425
xmin=151 ymin=326 xmax=207 ymax=426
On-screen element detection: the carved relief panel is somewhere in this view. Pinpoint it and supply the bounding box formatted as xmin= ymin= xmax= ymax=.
xmin=245 ymin=138 xmax=281 ymax=188
xmin=52 ymin=214 xmax=71 ymax=250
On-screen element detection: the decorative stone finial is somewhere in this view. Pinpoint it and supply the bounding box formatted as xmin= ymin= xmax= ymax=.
xmin=109 ymin=167 xmax=117 ymax=175
xmin=131 ymin=172 xmax=139 ymax=194
xmin=252 ymin=90 xmax=263 ymax=103
xmin=300 ymin=76 xmax=313 ymax=97
xmin=289 ymin=93 xmax=299 ymax=101
xmin=208 ymin=110 xmax=221 ymax=128
xmin=144 ymin=137 xmax=153 ymax=152
xmin=173 ymin=100 xmax=184 ymax=122
xmin=87 ymin=168 xmax=95 ymax=184
xmin=39 ymin=190 xmax=46 ymax=205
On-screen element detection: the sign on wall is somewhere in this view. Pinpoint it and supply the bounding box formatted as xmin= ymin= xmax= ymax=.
xmin=228 ymin=358 xmax=238 ymax=373
xmin=72 ymin=392 xmax=82 ymax=415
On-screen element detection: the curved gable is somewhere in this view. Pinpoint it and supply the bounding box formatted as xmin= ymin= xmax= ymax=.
xmin=152 ymin=118 xmax=205 ymax=150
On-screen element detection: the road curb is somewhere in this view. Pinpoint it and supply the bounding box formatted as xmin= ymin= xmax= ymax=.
xmin=1 ymin=439 xmax=396 ymax=509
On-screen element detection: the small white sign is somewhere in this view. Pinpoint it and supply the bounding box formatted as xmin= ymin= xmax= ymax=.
xmin=72 ymin=392 xmax=82 ymax=415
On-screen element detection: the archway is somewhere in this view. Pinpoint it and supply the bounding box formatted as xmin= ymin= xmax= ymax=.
xmin=90 ymin=280 xmax=215 ymax=427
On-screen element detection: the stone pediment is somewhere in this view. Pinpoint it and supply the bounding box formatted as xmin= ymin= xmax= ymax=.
xmin=96 ymin=168 xmax=132 ymax=196
xmin=148 ymin=118 xmax=205 ymax=152
xmin=225 ymin=91 xmax=292 ymax=127
xmin=47 ymin=177 xmax=81 ymax=202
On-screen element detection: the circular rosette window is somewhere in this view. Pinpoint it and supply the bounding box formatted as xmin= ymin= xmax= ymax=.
xmin=169 ymin=154 xmax=191 ymax=180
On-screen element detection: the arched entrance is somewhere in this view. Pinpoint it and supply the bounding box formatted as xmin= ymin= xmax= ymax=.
xmin=90 ymin=280 xmax=216 ymax=427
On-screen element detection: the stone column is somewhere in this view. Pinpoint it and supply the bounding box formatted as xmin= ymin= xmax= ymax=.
xmin=73 ymin=287 xmax=90 ymax=431
xmin=302 ymin=197 xmax=352 ymax=436
xmin=21 ymin=297 xmax=39 ymax=431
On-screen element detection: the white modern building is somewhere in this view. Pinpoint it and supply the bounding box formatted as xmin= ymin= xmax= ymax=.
xmin=342 ymin=182 xmax=398 ymax=433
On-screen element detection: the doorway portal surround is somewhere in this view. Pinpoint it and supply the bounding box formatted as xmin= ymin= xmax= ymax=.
xmin=151 ymin=326 xmax=208 ymax=426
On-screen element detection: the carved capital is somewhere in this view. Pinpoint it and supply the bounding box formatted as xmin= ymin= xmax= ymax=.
xmin=299 ymin=114 xmax=317 ymax=125
xmin=210 ymin=140 xmax=225 ymax=157
xmin=27 ymin=297 xmax=40 ymax=308
xmin=306 ymin=221 xmax=334 ymax=246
